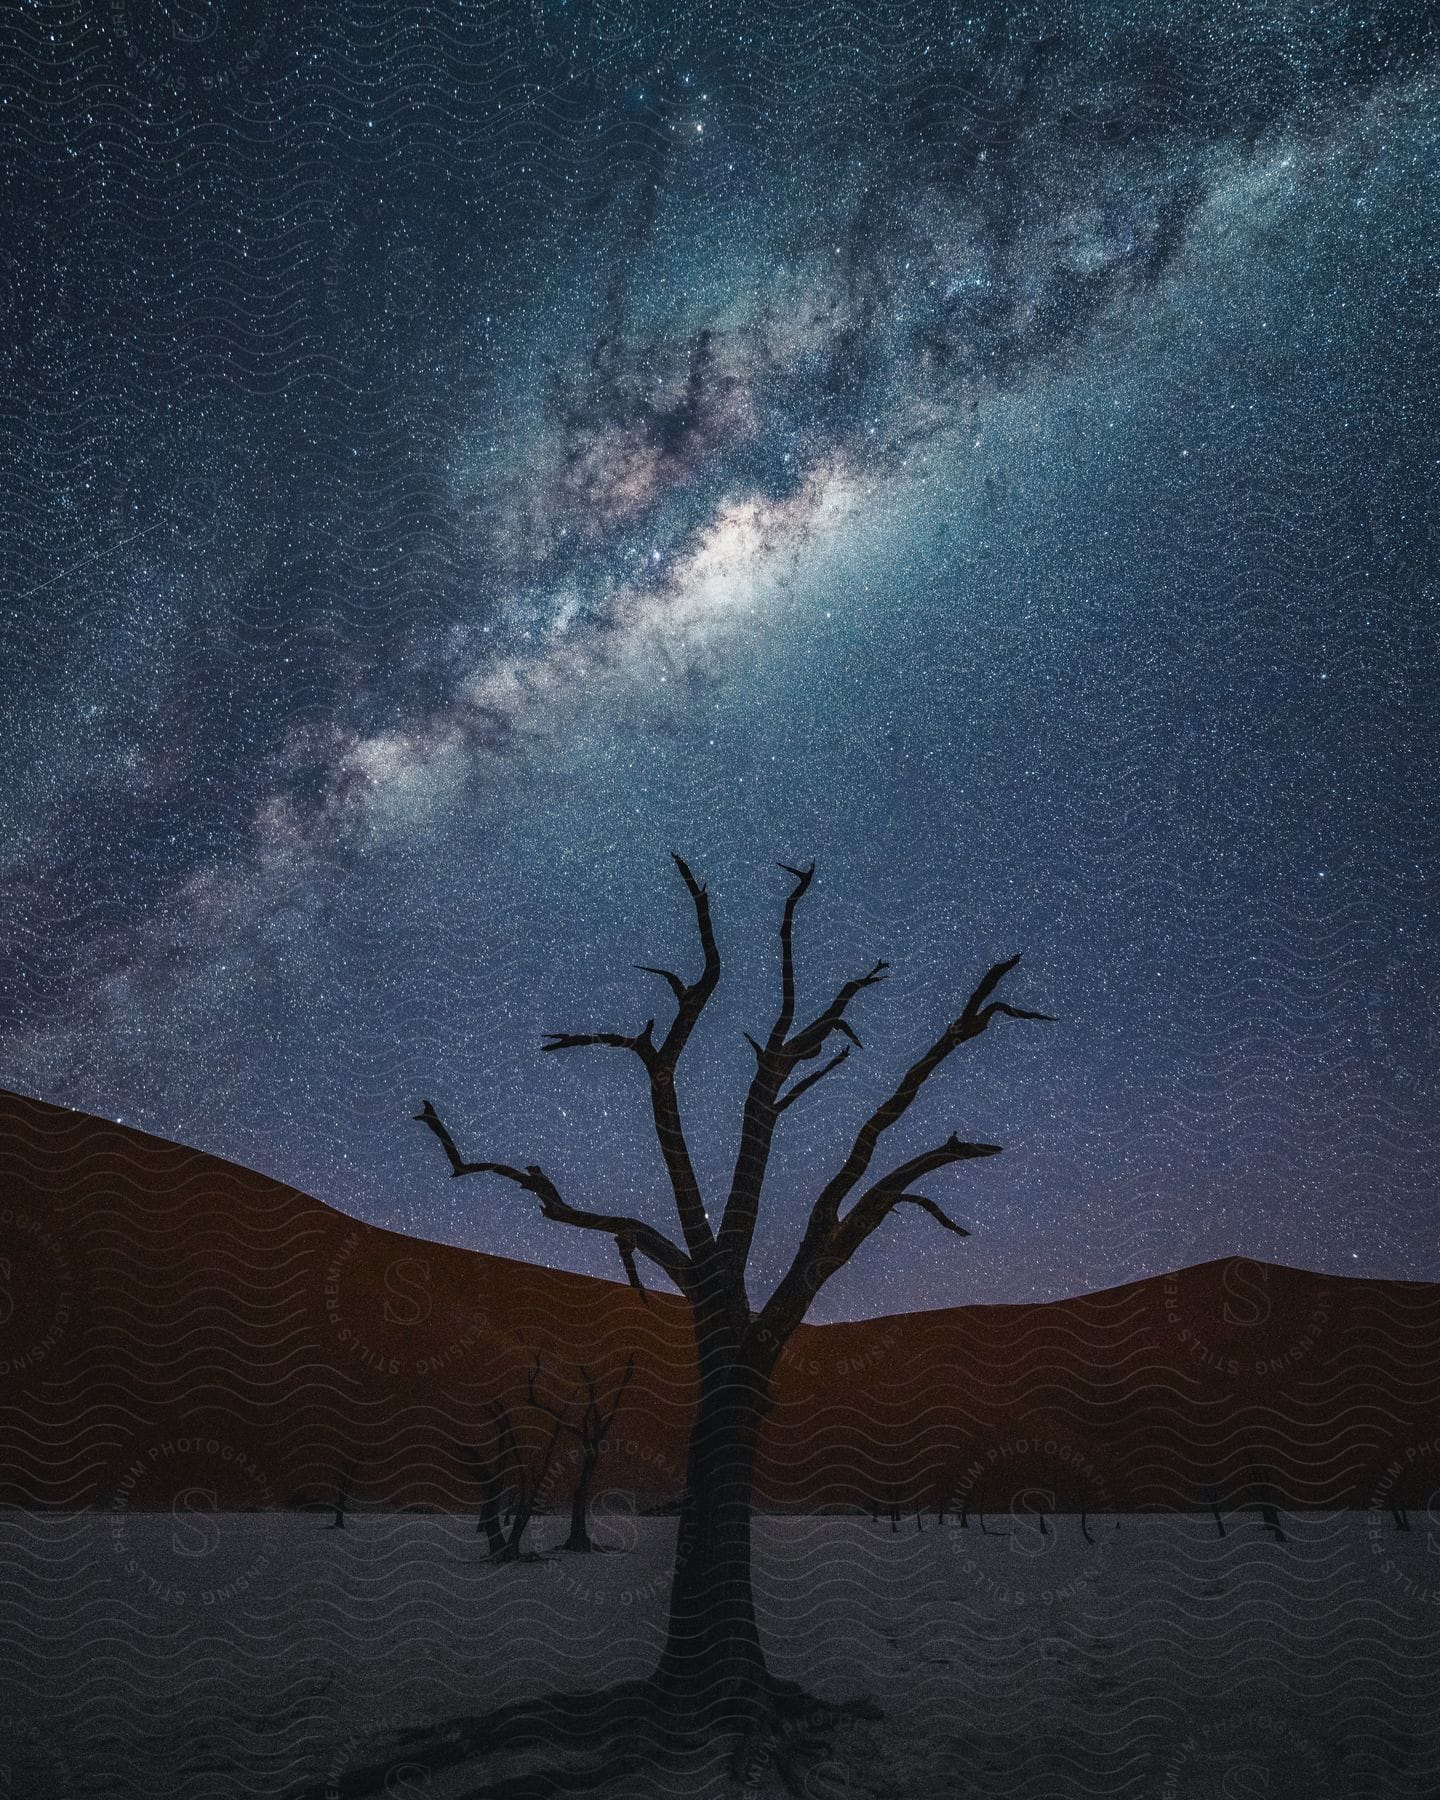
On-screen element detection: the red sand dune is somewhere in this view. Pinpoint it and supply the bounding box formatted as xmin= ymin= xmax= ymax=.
xmin=3 ymin=1088 xmax=1437 ymax=1517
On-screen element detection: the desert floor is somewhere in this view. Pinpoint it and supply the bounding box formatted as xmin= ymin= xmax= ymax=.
xmin=1 ymin=1509 xmax=1436 ymax=1798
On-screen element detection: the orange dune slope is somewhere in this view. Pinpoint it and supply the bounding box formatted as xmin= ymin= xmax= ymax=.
xmin=3 ymin=1089 xmax=1437 ymax=1516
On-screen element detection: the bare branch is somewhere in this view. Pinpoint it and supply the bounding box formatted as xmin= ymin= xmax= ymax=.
xmin=752 ymin=1135 xmax=1000 ymax=1353
xmin=599 ymin=1360 xmax=635 ymax=1433
xmin=784 ymin=959 xmax=889 ymax=1064
xmin=775 ymin=1045 xmax=850 ymax=1113
xmin=964 ymin=951 xmax=1022 ymax=1012
xmin=718 ymin=862 xmax=888 ymax=1267
xmin=542 ymin=1023 xmax=656 ymax=1063
xmin=637 ymin=856 xmax=722 ymax=1256
xmin=412 ymin=1101 xmax=691 ymax=1290
xmin=412 ymin=1099 xmax=497 ymax=1178
xmin=768 ymin=861 xmax=815 ymax=1049
xmin=853 ymin=1133 xmax=1002 ymax=1202
xmin=526 ymin=1354 xmax=635 ymax=1451
xmin=614 ymin=1229 xmax=653 ymax=1306
xmin=891 ymin=1195 xmax=971 ymax=1237
xmin=635 ymin=965 xmax=687 ymax=1004
xmin=488 ymin=1400 xmax=520 ymax=1481
xmin=659 ymin=853 xmax=720 ymax=1063
xmin=524 ymin=1352 xmax=573 ymax=1431
xmin=831 ymin=1134 xmax=1001 ymax=1260
xmin=537 ymin=858 xmax=720 ymax=1261
xmin=981 ymin=1001 xmax=1055 ymax=1027
xmin=831 ymin=1130 xmax=1000 ymax=1260
xmin=805 ymin=954 xmax=1049 ymax=1234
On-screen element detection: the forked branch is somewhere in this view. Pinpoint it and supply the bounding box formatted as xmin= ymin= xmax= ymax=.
xmin=806 ymin=953 xmax=1051 ymax=1235
xmin=748 ymin=950 xmax=1051 ymax=1353
xmin=776 ymin=1046 xmax=851 ymax=1112
xmin=753 ymin=1135 xmax=1001 ymax=1350
xmin=412 ymin=1100 xmax=692 ymax=1292
xmin=537 ymin=854 xmax=720 ymax=1260
xmin=526 ymin=1353 xmax=636 ymax=1451
xmin=657 ymin=854 xmax=721 ymax=1063
xmin=541 ymin=1025 xmax=657 ymax=1062
xmin=719 ymin=864 xmax=890 ymax=1263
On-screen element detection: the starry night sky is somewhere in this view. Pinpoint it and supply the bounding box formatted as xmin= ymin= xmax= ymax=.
xmin=3 ymin=0 xmax=1437 ymax=1316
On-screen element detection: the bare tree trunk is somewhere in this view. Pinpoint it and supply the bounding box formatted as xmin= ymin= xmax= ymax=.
xmin=494 ymin=1509 xmax=529 ymax=1560
xmin=654 ymin=1351 xmax=769 ymax=1720
xmin=479 ymin=1504 xmax=506 ymax=1556
xmin=325 ymin=1459 xmax=356 ymax=1529
xmin=526 ymin=1356 xmax=633 ymax=1555
xmin=1257 ymin=1504 xmax=1286 ymax=1543
xmin=565 ymin=1447 xmax=600 ymax=1553
xmin=477 ymin=1472 xmax=507 ymax=1557
xmin=456 ymin=1437 xmax=510 ymax=1557
xmin=494 ymin=1474 xmax=544 ymax=1561
xmin=485 ymin=1402 xmax=565 ymax=1562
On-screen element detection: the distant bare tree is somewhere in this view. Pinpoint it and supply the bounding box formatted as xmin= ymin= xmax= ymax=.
xmin=1245 ymin=1457 xmax=1287 ymax=1543
xmin=454 ymin=1434 xmax=509 ymax=1557
xmin=487 ymin=1398 xmax=566 ymax=1562
xmin=325 ymin=1459 xmax=357 ymax=1530
xmin=525 ymin=1355 xmax=635 ymax=1553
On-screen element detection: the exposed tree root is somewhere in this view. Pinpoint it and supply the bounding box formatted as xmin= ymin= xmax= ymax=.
xmin=297 ymin=1675 xmax=881 ymax=1800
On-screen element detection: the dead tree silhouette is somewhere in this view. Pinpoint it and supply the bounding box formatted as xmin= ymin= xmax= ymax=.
xmin=486 ymin=1396 xmax=567 ymax=1562
xmin=525 ymin=1353 xmax=636 ymax=1553
xmin=455 ymin=1430 xmax=510 ymax=1557
xmin=325 ymin=1459 xmax=357 ymax=1530
xmin=398 ymin=855 xmax=1050 ymax=1793
xmin=1245 ymin=1455 xmax=1287 ymax=1544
